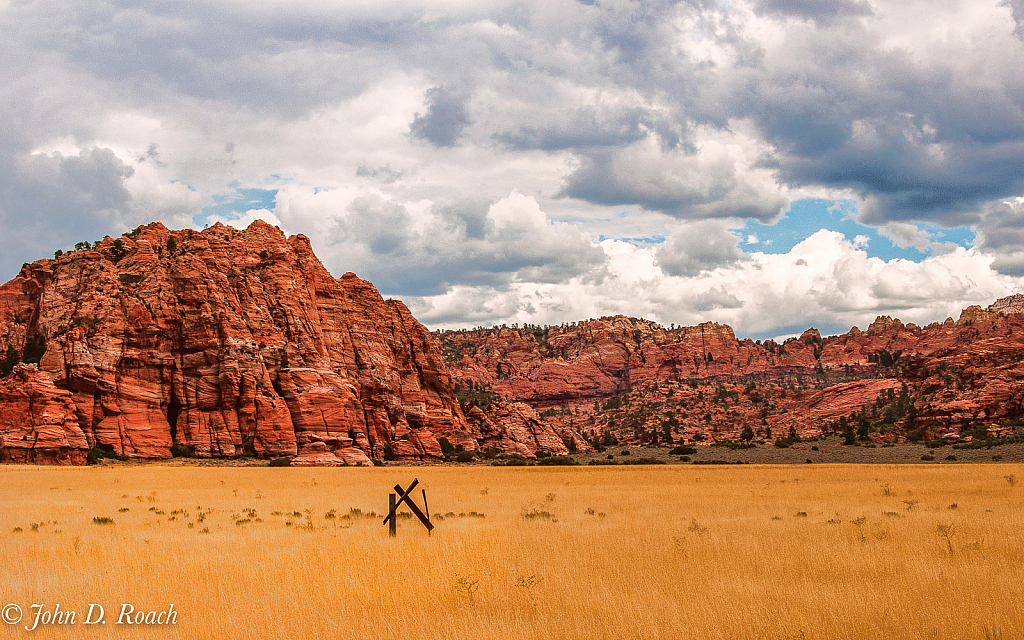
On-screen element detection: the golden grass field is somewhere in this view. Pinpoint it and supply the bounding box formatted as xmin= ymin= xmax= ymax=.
xmin=2 ymin=463 xmax=1023 ymax=639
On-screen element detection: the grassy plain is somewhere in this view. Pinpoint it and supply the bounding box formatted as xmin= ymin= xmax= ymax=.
xmin=1 ymin=464 xmax=1023 ymax=639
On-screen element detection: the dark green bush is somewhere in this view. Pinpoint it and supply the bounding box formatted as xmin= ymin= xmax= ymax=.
xmin=456 ymin=451 xmax=474 ymax=463
xmin=170 ymin=442 xmax=190 ymax=458
xmin=669 ymin=445 xmax=697 ymax=455
xmin=620 ymin=458 xmax=667 ymax=465
xmin=921 ymin=454 xmax=935 ymax=461
xmin=437 ymin=437 xmax=456 ymax=456
xmin=22 ymin=336 xmax=45 ymax=364
xmin=268 ymin=457 xmax=292 ymax=467
xmin=713 ymin=441 xmax=755 ymax=450
xmin=536 ymin=456 xmax=579 ymax=466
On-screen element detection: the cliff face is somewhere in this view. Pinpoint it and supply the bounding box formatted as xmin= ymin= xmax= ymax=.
xmin=437 ymin=298 xmax=1024 ymax=444
xmin=0 ymin=221 xmax=483 ymax=464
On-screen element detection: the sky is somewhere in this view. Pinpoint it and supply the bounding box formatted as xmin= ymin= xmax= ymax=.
xmin=3 ymin=0 xmax=1024 ymax=339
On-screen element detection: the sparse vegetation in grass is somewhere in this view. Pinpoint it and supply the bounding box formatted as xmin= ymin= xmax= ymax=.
xmin=92 ymin=517 xmax=115 ymax=525
xmin=850 ymin=516 xmax=867 ymax=542
xmin=3 ymin=464 xmax=1024 ymax=639
xmin=522 ymin=507 xmax=557 ymax=522
xmin=936 ymin=523 xmax=956 ymax=555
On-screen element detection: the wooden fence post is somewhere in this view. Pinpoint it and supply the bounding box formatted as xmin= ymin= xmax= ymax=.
xmin=388 ymin=492 xmax=397 ymax=537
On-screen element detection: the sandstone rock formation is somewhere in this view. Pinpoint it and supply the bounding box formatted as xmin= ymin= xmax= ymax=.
xmin=0 ymin=221 xmax=490 ymax=464
xmin=438 ymin=294 xmax=1024 ymax=445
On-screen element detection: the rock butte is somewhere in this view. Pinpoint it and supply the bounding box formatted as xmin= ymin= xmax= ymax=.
xmin=0 ymin=221 xmax=583 ymax=465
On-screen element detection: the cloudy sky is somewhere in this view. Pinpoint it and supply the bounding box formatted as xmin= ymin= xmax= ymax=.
xmin=3 ymin=0 xmax=1024 ymax=338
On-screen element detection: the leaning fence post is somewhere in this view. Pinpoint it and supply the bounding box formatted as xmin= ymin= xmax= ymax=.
xmin=422 ymin=488 xmax=431 ymax=536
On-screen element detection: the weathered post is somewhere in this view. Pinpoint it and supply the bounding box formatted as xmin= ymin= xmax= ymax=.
xmin=422 ymin=489 xmax=430 ymax=537
xmin=383 ymin=478 xmax=434 ymax=536
xmin=388 ymin=492 xmax=397 ymax=537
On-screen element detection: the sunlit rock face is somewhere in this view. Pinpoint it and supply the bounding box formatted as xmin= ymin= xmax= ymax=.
xmin=0 ymin=221 xmax=483 ymax=464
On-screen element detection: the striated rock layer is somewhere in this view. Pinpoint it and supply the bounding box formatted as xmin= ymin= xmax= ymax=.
xmin=438 ymin=296 xmax=1024 ymax=443
xmin=0 ymin=221 xmax=497 ymax=464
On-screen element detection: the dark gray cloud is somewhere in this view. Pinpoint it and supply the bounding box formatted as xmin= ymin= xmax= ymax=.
xmin=409 ymin=86 xmax=473 ymax=147
xmin=494 ymin=106 xmax=671 ymax=151
xmin=1004 ymin=0 xmax=1024 ymax=40
xmin=0 ymin=148 xmax=138 ymax=275
xmin=655 ymin=220 xmax=747 ymax=277
xmin=559 ymin=147 xmax=787 ymax=221
xmin=753 ymin=0 xmax=873 ymax=23
xmin=355 ymin=163 xmax=404 ymax=184
xmin=692 ymin=286 xmax=744 ymax=311
xmin=329 ymin=193 xmax=605 ymax=296
xmin=974 ymin=198 xmax=1024 ymax=275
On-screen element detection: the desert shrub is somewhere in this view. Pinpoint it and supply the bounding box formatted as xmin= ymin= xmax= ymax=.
xmin=921 ymin=454 xmax=935 ymax=461
xmin=437 ymin=437 xmax=456 ymax=456
xmin=679 ymin=455 xmax=691 ymax=462
xmin=945 ymin=455 xmax=958 ymax=461
xmin=456 ymin=451 xmax=474 ymax=463
xmin=268 ymin=457 xmax=292 ymax=467
xmin=490 ymin=457 xmax=532 ymax=466
xmin=670 ymin=445 xmax=697 ymax=455
xmin=522 ymin=508 xmax=556 ymax=522
xmin=619 ymin=449 xmax=630 ymax=456
xmin=170 ymin=442 xmax=190 ymax=458
xmin=714 ymin=441 xmax=755 ymax=450
xmin=92 ymin=517 xmax=115 ymax=525
xmin=536 ymin=456 xmax=579 ymax=466
xmin=621 ymin=458 xmax=667 ymax=465
xmin=86 ymin=447 xmax=118 ymax=465
xmin=22 ymin=336 xmax=45 ymax=364
xmin=1 ymin=345 xmax=20 ymax=376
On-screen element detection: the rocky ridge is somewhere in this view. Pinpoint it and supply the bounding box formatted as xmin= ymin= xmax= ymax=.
xmin=0 ymin=221 xmax=586 ymax=465
xmin=437 ymin=299 xmax=1024 ymax=446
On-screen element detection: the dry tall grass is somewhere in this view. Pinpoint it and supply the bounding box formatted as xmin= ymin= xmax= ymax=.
xmin=1 ymin=464 xmax=1022 ymax=639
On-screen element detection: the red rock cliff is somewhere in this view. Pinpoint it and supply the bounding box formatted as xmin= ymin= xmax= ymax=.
xmin=0 ymin=221 xmax=480 ymax=463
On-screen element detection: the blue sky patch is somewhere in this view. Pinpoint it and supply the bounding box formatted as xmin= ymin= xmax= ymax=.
xmin=736 ymin=198 xmax=976 ymax=261
xmin=193 ymin=187 xmax=279 ymax=228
